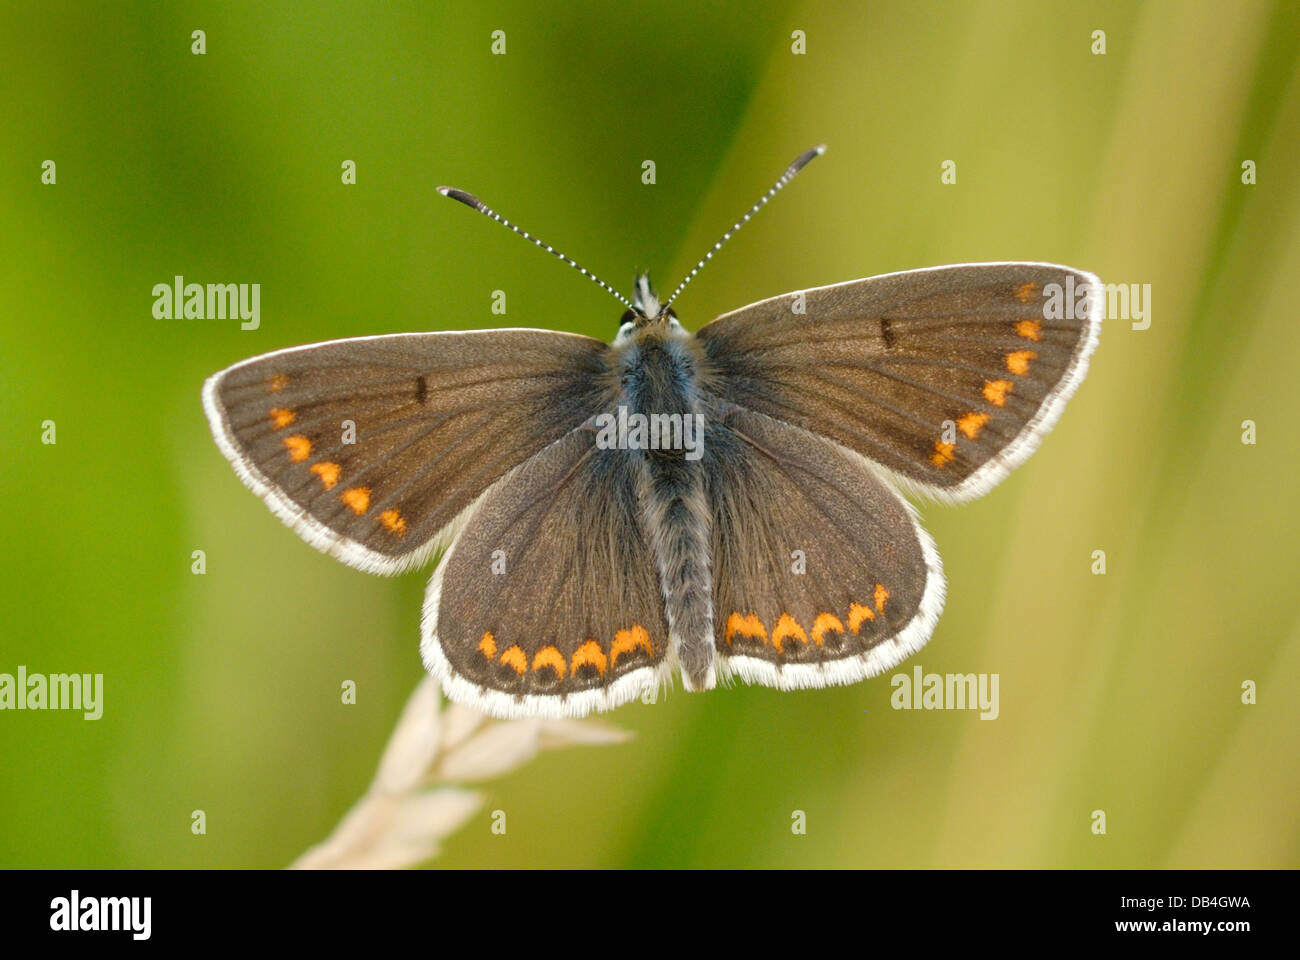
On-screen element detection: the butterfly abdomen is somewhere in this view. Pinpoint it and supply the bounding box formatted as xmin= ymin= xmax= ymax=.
xmin=618 ymin=327 xmax=716 ymax=691
xmin=636 ymin=456 xmax=714 ymax=690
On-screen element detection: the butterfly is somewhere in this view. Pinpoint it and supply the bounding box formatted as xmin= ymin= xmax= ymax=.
xmin=203 ymin=145 xmax=1101 ymax=718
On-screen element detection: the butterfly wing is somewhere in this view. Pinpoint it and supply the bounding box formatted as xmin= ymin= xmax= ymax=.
xmin=422 ymin=428 xmax=669 ymax=718
xmin=203 ymin=329 xmax=612 ymax=574
xmin=705 ymin=407 xmax=944 ymax=688
xmin=697 ymin=262 xmax=1101 ymax=501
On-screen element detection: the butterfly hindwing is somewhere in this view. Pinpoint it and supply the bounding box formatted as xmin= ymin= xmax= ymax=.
xmin=698 ymin=262 xmax=1101 ymax=501
xmin=706 ymin=407 xmax=945 ymax=688
xmin=422 ymin=428 xmax=669 ymax=718
xmin=203 ymin=329 xmax=612 ymax=573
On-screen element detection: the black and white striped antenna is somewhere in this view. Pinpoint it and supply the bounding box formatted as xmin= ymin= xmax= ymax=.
xmin=438 ymin=144 xmax=826 ymax=318
xmin=436 ymin=185 xmax=634 ymax=311
xmin=661 ymin=144 xmax=826 ymax=312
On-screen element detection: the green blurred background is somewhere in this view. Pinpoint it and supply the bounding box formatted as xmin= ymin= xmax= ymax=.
xmin=3 ymin=0 xmax=1298 ymax=868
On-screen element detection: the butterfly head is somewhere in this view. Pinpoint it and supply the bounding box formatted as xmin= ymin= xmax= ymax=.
xmin=616 ymin=273 xmax=682 ymax=344
xmin=632 ymin=273 xmax=661 ymax=320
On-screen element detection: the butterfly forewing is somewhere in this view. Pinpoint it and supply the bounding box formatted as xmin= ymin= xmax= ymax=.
xmin=705 ymin=408 xmax=944 ymax=688
xmin=698 ymin=262 xmax=1101 ymax=501
xmin=423 ymin=428 xmax=669 ymax=718
xmin=203 ymin=329 xmax=613 ymax=574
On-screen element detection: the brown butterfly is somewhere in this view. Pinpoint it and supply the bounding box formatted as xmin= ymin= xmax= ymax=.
xmin=203 ymin=146 xmax=1101 ymax=717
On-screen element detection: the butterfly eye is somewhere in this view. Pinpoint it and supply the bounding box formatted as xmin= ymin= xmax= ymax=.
xmin=614 ymin=308 xmax=639 ymax=343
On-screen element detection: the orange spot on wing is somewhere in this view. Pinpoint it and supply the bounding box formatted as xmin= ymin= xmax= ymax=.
xmin=478 ymin=631 xmax=497 ymax=659
xmin=931 ymin=440 xmax=956 ymax=467
xmin=1014 ymin=282 xmax=1040 ymax=303
xmin=724 ymin=613 xmax=767 ymax=645
xmin=810 ymin=612 xmax=845 ymax=646
xmin=340 ymin=486 xmax=371 ymax=514
xmin=499 ymin=645 xmax=527 ymax=674
xmin=571 ymin=640 xmax=608 ymax=676
xmin=957 ymin=412 xmax=990 ymax=440
xmin=1006 ymin=350 xmax=1037 ymax=376
xmin=379 ymin=509 xmax=407 ymax=537
xmin=532 ymin=646 xmax=566 ymax=678
xmin=1014 ymin=319 xmax=1042 ymax=341
xmin=984 ymin=379 xmax=1013 ymax=407
xmin=269 ymin=407 xmax=296 ymax=429
xmin=282 ymin=434 xmax=311 ymax=462
xmin=311 ymin=461 xmax=340 ymax=489
xmin=874 ymin=583 xmax=890 ymax=613
xmin=848 ymin=603 xmax=875 ymax=633
xmin=610 ymin=624 xmax=653 ymax=667
xmin=771 ymin=613 xmax=809 ymax=653
xmin=268 ymin=374 xmax=289 ymax=392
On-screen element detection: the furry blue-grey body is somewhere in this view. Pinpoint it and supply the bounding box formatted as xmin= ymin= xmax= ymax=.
xmin=610 ymin=309 xmax=717 ymax=690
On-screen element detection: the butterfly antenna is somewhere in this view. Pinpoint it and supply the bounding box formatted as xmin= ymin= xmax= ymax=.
xmin=661 ymin=144 xmax=826 ymax=313
xmin=437 ymin=186 xmax=634 ymax=311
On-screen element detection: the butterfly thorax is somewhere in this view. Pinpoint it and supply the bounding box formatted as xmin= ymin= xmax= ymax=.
xmin=609 ymin=320 xmax=717 ymax=690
